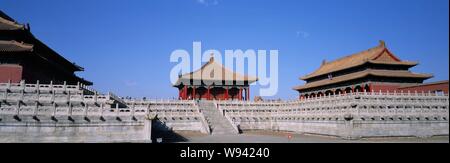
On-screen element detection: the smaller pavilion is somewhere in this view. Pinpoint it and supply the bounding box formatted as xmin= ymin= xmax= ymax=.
xmin=173 ymin=55 xmax=258 ymax=101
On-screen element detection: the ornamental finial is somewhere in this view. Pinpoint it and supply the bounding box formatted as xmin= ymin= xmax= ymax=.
xmin=379 ymin=40 xmax=386 ymax=48
xmin=210 ymin=53 xmax=214 ymax=62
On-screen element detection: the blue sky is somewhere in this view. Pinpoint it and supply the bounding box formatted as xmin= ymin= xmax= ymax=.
xmin=1 ymin=0 xmax=448 ymax=99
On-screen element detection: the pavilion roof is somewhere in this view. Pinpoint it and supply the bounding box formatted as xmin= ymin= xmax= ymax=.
xmin=300 ymin=41 xmax=418 ymax=80
xmin=293 ymin=69 xmax=433 ymax=91
xmin=174 ymin=55 xmax=258 ymax=86
xmin=0 ymin=40 xmax=33 ymax=52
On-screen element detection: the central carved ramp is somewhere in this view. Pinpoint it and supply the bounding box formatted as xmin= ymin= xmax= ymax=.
xmin=198 ymin=101 xmax=238 ymax=135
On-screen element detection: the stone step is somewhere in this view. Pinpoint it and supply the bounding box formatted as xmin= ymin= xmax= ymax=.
xmin=198 ymin=101 xmax=238 ymax=135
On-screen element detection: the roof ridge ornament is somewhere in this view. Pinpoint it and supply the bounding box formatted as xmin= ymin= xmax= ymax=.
xmin=322 ymin=59 xmax=327 ymax=66
xmin=209 ymin=53 xmax=214 ymax=62
xmin=379 ymin=40 xmax=386 ymax=48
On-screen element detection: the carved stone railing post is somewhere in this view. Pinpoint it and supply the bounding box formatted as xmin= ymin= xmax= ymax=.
xmin=63 ymin=81 xmax=67 ymax=94
xmin=49 ymin=81 xmax=53 ymax=93
xmin=115 ymin=103 xmax=120 ymax=121
xmin=94 ymin=91 xmax=98 ymax=104
xmin=15 ymin=101 xmax=20 ymax=116
xmin=52 ymin=102 xmax=57 ymax=117
xmin=51 ymin=90 xmax=55 ymax=104
xmin=3 ymin=88 xmax=8 ymax=102
xmin=76 ymin=82 xmax=80 ymax=90
xmin=36 ymin=80 xmax=40 ymax=94
xmin=84 ymin=103 xmax=88 ymax=118
xmin=100 ymin=103 xmax=104 ymax=117
xmin=7 ymin=80 xmax=11 ymax=90
xmin=131 ymin=100 xmax=136 ymax=117
xmin=68 ymin=102 xmax=73 ymax=117
xmin=33 ymin=101 xmax=39 ymax=117
xmin=20 ymin=80 xmax=25 ymax=91
xmin=143 ymin=114 xmax=153 ymax=143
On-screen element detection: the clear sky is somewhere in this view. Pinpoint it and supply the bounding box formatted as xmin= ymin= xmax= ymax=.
xmin=1 ymin=0 xmax=448 ymax=100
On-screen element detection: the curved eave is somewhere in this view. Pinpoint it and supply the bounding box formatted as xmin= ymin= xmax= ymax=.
xmin=367 ymin=60 xmax=418 ymax=67
xmin=79 ymin=78 xmax=93 ymax=86
xmin=74 ymin=64 xmax=85 ymax=71
xmin=0 ymin=40 xmax=34 ymax=53
xmin=299 ymin=60 xmax=420 ymax=81
xmin=0 ymin=17 xmax=25 ymax=30
xmin=31 ymin=36 xmax=84 ymax=72
xmin=299 ymin=62 xmax=366 ymax=80
xmin=72 ymin=75 xmax=92 ymax=85
xmin=173 ymin=78 xmax=259 ymax=87
xmin=294 ymin=71 xmax=433 ymax=91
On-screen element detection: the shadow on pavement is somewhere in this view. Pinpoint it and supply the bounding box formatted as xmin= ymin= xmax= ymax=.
xmin=151 ymin=117 xmax=189 ymax=143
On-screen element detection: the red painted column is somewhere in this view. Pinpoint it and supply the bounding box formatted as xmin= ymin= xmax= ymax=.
xmin=207 ymin=86 xmax=211 ymax=100
xmin=246 ymin=87 xmax=250 ymax=101
xmin=244 ymin=87 xmax=247 ymax=101
xmin=181 ymin=86 xmax=184 ymax=100
xmin=225 ymin=87 xmax=229 ymax=100
xmin=181 ymin=87 xmax=184 ymax=100
xmin=242 ymin=88 xmax=244 ymax=100
xmin=192 ymin=86 xmax=196 ymax=100
xmin=238 ymin=88 xmax=242 ymax=101
xmin=237 ymin=88 xmax=240 ymax=101
xmin=184 ymin=86 xmax=188 ymax=100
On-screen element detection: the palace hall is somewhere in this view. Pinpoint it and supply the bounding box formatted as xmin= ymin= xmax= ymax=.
xmin=0 ymin=11 xmax=91 ymax=85
xmin=173 ymin=55 xmax=258 ymax=101
xmin=293 ymin=41 xmax=445 ymax=99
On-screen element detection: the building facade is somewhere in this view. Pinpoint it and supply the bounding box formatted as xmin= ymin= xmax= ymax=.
xmin=0 ymin=11 xmax=91 ymax=85
xmin=173 ymin=55 xmax=258 ymax=101
xmin=294 ymin=41 xmax=437 ymax=99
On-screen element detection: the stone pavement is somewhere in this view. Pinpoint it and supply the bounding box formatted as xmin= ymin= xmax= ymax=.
xmin=180 ymin=131 xmax=449 ymax=143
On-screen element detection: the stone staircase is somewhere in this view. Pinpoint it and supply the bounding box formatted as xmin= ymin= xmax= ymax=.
xmin=198 ymin=101 xmax=238 ymax=135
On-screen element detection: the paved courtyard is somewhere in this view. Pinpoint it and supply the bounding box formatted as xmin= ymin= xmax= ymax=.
xmin=178 ymin=131 xmax=449 ymax=143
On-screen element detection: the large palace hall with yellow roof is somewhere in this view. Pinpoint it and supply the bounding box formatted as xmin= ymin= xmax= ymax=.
xmin=294 ymin=41 xmax=447 ymax=99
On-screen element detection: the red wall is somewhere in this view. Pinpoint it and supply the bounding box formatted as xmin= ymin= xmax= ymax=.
xmin=397 ymin=82 xmax=449 ymax=94
xmin=0 ymin=64 xmax=23 ymax=83
xmin=370 ymin=84 xmax=402 ymax=93
xmin=367 ymin=83 xmax=448 ymax=94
